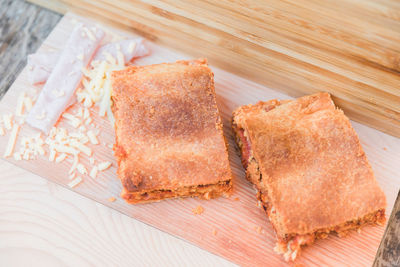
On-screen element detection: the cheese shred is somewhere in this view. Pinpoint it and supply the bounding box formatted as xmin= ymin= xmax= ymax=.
xmin=4 ymin=124 xmax=20 ymax=158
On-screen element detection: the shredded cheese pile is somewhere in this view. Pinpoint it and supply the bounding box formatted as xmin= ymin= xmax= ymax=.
xmin=77 ymin=49 xmax=126 ymax=125
xmin=2 ymin=90 xmax=113 ymax=188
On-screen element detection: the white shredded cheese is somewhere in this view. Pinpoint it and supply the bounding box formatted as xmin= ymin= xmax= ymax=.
xmin=13 ymin=152 xmax=22 ymax=161
xmin=103 ymin=52 xmax=116 ymax=65
xmin=0 ymin=127 xmax=4 ymax=136
xmin=76 ymin=163 xmax=87 ymax=175
xmin=4 ymin=124 xmax=20 ymax=158
xmin=16 ymin=92 xmax=26 ymax=116
xmin=69 ymin=172 xmax=76 ymax=180
xmin=83 ymin=108 xmax=90 ymax=119
xmin=89 ymin=157 xmax=95 ymax=164
xmin=69 ymin=154 xmax=79 ymax=174
xmin=87 ymin=130 xmax=98 ymax=145
xmin=55 ymin=153 xmax=67 ymax=163
xmin=62 ymin=113 xmax=81 ymax=128
xmin=117 ymin=51 xmax=124 ymax=67
xmin=85 ymin=117 xmax=92 ymax=125
xmin=23 ymin=97 xmax=33 ymax=111
xmin=83 ymin=27 xmax=96 ymax=41
xmin=49 ymin=149 xmax=56 ymax=162
xmin=54 ymin=144 xmax=79 ymax=155
xmin=3 ymin=114 xmax=13 ymax=130
xmin=76 ymin=107 xmax=83 ymax=118
xmin=67 ymin=176 xmax=82 ymax=188
xmin=89 ymin=166 xmax=98 ymax=178
xmin=97 ymin=161 xmax=112 ymax=171
xmin=70 ymin=140 xmax=92 ymax=156
xmin=18 ymin=117 xmax=25 ymax=125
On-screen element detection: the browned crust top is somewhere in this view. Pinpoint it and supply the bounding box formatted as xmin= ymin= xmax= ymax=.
xmin=111 ymin=59 xmax=231 ymax=194
xmin=233 ymin=92 xmax=386 ymax=236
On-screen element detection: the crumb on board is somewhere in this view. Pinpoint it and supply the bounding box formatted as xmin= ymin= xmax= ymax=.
xmin=234 ymin=197 xmax=240 ymax=201
xmin=357 ymin=228 xmax=362 ymax=234
xmin=192 ymin=205 xmax=204 ymax=215
xmin=108 ymin=197 xmax=116 ymax=202
xmin=254 ymin=226 xmax=262 ymax=234
xmin=212 ymin=229 xmax=217 ymax=236
xmin=383 ymin=147 xmax=387 ymax=151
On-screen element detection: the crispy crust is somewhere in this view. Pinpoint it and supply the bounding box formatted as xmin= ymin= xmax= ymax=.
xmin=232 ymin=92 xmax=386 ymax=260
xmin=111 ymin=59 xmax=232 ymax=204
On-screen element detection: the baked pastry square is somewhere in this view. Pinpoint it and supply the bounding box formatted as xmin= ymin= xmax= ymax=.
xmin=111 ymin=59 xmax=232 ymax=204
xmin=232 ymin=92 xmax=386 ymax=261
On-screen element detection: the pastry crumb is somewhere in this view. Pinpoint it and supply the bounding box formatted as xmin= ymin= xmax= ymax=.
xmin=192 ymin=205 xmax=204 ymax=215
xmin=234 ymin=197 xmax=240 ymax=201
xmin=357 ymin=228 xmax=362 ymax=234
xmin=255 ymin=226 xmax=262 ymax=234
xmin=108 ymin=197 xmax=116 ymax=202
xmin=212 ymin=229 xmax=217 ymax=236
xmin=383 ymin=147 xmax=387 ymax=151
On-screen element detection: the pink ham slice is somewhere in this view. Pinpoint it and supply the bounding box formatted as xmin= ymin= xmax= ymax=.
xmin=26 ymin=38 xmax=149 ymax=85
xmin=94 ymin=38 xmax=149 ymax=63
xmin=27 ymin=52 xmax=59 ymax=85
xmin=26 ymin=24 xmax=105 ymax=133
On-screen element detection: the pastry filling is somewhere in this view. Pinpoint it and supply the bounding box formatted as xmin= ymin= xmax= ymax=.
xmin=122 ymin=180 xmax=232 ymax=204
xmin=232 ymin=122 xmax=386 ymax=261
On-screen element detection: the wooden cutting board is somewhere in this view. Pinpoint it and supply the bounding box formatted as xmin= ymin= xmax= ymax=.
xmin=1 ymin=13 xmax=399 ymax=266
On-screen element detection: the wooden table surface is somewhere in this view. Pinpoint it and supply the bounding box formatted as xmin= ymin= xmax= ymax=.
xmin=1 ymin=1 xmax=399 ymax=266
xmin=0 ymin=1 xmax=234 ymax=266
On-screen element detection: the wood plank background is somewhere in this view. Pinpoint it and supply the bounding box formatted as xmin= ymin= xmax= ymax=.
xmin=28 ymin=0 xmax=400 ymax=138
xmin=1 ymin=13 xmax=399 ymax=266
xmin=0 ymin=0 xmax=61 ymax=98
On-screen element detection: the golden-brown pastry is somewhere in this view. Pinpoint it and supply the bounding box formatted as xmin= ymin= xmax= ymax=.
xmin=111 ymin=59 xmax=232 ymax=204
xmin=232 ymin=92 xmax=386 ymax=261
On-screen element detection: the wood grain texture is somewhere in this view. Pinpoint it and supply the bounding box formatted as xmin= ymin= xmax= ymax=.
xmin=1 ymin=13 xmax=399 ymax=266
xmin=374 ymin=190 xmax=400 ymax=267
xmin=0 ymin=0 xmax=61 ymax=99
xmin=28 ymin=0 xmax=400 ymax=137
xmin=0 ymin=160 xmax=235 ymax=267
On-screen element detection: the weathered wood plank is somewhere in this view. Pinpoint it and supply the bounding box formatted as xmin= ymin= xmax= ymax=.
xmin=374 ymin=190 xmax=400 ymax=267
xmin=0 ymin=0 xmax=61 ymax=99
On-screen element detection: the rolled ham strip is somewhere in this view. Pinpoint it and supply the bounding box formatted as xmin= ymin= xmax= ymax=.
xmin=94 ymin=38 xmax=149 ymax=62
xmin=27 ymin=52 xmax=59 ymax=85
xmin=26 ymin=38 xmax=149 ymax=85
xmin=26 ymin=24 xmax=105 ymax=133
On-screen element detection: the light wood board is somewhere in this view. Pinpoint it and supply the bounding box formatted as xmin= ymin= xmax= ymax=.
xmin=0 ymin=160 xmax=234 ymax=267
xmin=28 ymin=0 xmax=400 ymax=138
xmin=1 ymin=13 xmax=399 ymax=266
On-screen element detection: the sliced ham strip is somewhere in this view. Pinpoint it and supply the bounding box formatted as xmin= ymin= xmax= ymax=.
xmin=26 ymin=38 xmax=149 ymax=85
xmin=27 ymin=52 xmax=59 ymax=85
xmin=26 ymin=24 xmax=105 ymax=133
xmin=94 ymin=38 xmax=149 ymax=63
